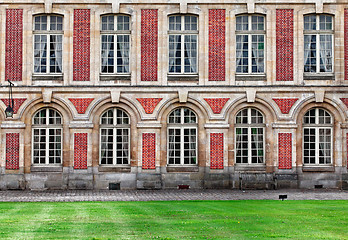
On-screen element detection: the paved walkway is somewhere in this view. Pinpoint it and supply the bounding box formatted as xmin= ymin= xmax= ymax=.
xmin=0 ymin=189 xmax=347 ymax=202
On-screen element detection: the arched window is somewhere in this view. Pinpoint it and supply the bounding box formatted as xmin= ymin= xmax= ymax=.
xmin=32 ymin=108 xmax=62 ymax=164
xmin=100 ymin=15 xmax=130 ymax=74
xmin=100 ymin=108 xmax=130 ymax=165
xmin=168 ymin=15 xmax=198 ymax=74
xmin=168 ymin=108 xmax=197 ymax=165
xmin=303 ymin=108 xmax=332 ymax=165
xmin=235 ymin=108 xmax=265 ymax=164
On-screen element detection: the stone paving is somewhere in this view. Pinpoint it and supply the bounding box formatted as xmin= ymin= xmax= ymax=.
xmin=0 ymin=189 xmax=347 ymax=202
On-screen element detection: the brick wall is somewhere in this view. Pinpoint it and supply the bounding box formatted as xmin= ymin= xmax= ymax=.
xmin=345 ymin=9 xmax=348 ymax=81
xmin=210 ymin=133 xmax=224 ymax=169
xmin=142 ymin=133 xmax=156 ymax=169
xmin=141 ymin=9 xmax=158 ymax=81
xmin=6 ymin=133 xmax=20 ymax=170
xmin=209 ymin=9 xmax=225 ymax=81
xmin=69 ymin=98 xmax=94 ymax=114
xmin=273 ymin=98 xmax=298 ymax=114
xmin=74 ymin=133 xmax=88 ymax=169
xmin=276 ymin=9 xmax=293 ymax=81
xmin=73 ymin=9 xmax=90 ymax=81
xmin=1 ymin=98 xmax=26 ymax=114
xmin=204 ymin=98 xmax=229 ymax=114
xmin=6 ymin=9 xmax=23 ymax=82
xmin=137 ymin=98 xmax=162 ymax=114
xmin=278 ymin=133 xmax=292 ymax=169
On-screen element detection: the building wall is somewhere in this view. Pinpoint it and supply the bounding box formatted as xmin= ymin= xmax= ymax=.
xmin=0 ymin=0 xmax=347 ymax=190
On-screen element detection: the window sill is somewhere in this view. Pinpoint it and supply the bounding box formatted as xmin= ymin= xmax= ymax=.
xmin=235 ymin=74 xmax=266 ymax=81
xmin=32 ymin=75 xmax=63 ymax=81
xmin=302 ymin=166 xmax=334 ymax=172
xmin=166 ymin=166 xmax=199 ymax=173
xmin=234 ymin=165 xmax=266 ymax=172
xmin=30 ymin=165 xmax=63 ymax=172
xmin=167 ymin=74 xmax=199 ymax=82
xmin=99 ymin=74 xmax=131 ymax=81
xmin=303 ymin=73 xmax=335 ymax=80
xmin=98 ymin=166 xmax=131 ymax=173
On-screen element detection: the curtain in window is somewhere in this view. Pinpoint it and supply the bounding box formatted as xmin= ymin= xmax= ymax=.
xmin=251 ymin=35 xmax=264 ymax=73
xmin=304 ymin=35 xmax=315 ymax=72
xmin=189 ymin=129 xmax=196 ymax=164
xmin=184 ymin=35 xmax=197 ymax=73
xmin=319 ymin=35 xmax=332 ymax=72
xmin=101 ymin=35 xmax=114 ymax=73
xmin=34 ymin=35 xmax=47 ymax=73
xmin=168 ymin=129 xmax=175 ymax=164
xmin=117 ymin=35 xmax=130 ymax=73
xmin=121 ymin=129 xmax=129 ymax=164
xmin=52 ymin=35 xmax=63 ymax=73
xmin=169 ymin=35 xmax=181 ymax=73
xmin=236 ymin=35 xmax=247 ymax=73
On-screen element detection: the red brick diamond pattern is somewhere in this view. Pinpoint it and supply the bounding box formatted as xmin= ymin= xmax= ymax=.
xmin=137 ymin=98 xmax=162 ymax=114
xmin=69 ymin=98 xmax=94 ymax=114
xmin=341 ymin=98 xmax=348 ymax=109
xmin=142 ymin=133 xmax=156 ymax=169
xmin=73 ymin=9 xmax=90 ymax=81
xmin=74 ymin=133 xmax=88 ymax=169
xmin=278 ymin=133 xmax=292 ymax=169
xmin=210 ymin=133 xmax=224 ymax=169
xmin=345 ymin=9 xmax=348 ymax=81
xmin=276 ymin=9 xmax=293 ymax=81
xmin=141 ymin=9 xmax=158 ymax=81
xmin=273 ymin=98 xmax=298 ymax=114
xmin=6 ymin=9 xmax=23 ymax=82
xmin=1 ymin=98 xmax=26 ymax=114
xmin=6 ymin=133 xmax=20 ymax=170
xmin=204 ymin=98 xmax=229 ymax=114
xmin=209 ymin=9 xmax=225 ymax=81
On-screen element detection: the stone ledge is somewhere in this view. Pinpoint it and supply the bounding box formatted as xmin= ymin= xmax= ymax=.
xmin=167 ymin=75 xmax=199 ymax=82
xmin=235 ymin=75 xmax=266 ymax=81
xmin=302 ymin=166 xmax=335 ymax=172
xmin=166 ymin=166 xmax=199 ymax=172
xmin=100 ymin=75 xmax=131 ymax=81
xmin=98 ymin=166 xmax=131 ymax=173
xmin=30 ymin=165 xmax=63 ymax=172
xmin=235 ymin=165 xmax=266 ymax=172
xmin=32 ymin=75 xmax=63 ymax=81
xmin=303 ymin=74 xmax=335 ymax=80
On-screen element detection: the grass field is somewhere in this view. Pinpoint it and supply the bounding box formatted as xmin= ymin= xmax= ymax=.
xmin=0 ymin=200 xmax=347 ymax=239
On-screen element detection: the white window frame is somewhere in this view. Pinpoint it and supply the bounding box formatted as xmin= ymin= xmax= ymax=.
xmin=100 ymin=15 xmax=130 ymax=75
xmin=99 ymin=108 xmax=130 ymax=166
xmin=303 ymin=14 xmax=334 ymax=73
xmin=303 ymin=108 xmax=333 ymax=165
xmin=168 ymin=15 xmax=198 ymax=75
xmin=33 ymin=15 xmax=63 ymax=75
xmin=236 ymin=15 xmax=266 ymax=75
xmin=167 ymin=108 xmax=198 ymax=166
xmin=32 ymin=108 xmax=63 ymax=165
xmin=235 ymin=108 xmax=265 ymax=164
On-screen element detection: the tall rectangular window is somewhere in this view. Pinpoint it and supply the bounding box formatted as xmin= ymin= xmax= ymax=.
xmin=236 ymin=15 xmax=265 ymax=74
xmin=101 ymin=15 xmax=130 ymax=74
xmin=33 ymin=15 xmax=63 ymax=74
xmin=168 ymin=15 xmax=198 ymax=74
xmin=304 ymin=15 xmax=333 ymax=73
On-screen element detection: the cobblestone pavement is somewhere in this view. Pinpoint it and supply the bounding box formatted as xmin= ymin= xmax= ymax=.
xmin=0 ymin=189 xmax=347 ymax=202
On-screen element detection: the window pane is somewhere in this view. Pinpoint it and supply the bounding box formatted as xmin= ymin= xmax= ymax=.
xmin=319 ymin=35 xmax=332 ymax=73
xmin=184 ymin=35 xmax=197 ymax=73
xmin=304 ymin=15 xmax=316 ymax=30
xmin=169 ymin=35 xmax=181 ymax=73
xmin=185 ymin=16 xmax=197 ymax=31
xmin=304 ymin=35 xmax=317 ymax=73
xmin=236 ymin=16 xmax=248 ymax=31
xmin=236 ymin=35 xmax=248 ymax=73
xmin=251 ymin=15 xmax=264 ymax=31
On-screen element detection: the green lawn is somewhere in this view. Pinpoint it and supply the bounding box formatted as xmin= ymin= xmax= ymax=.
xmin=0 ymin=200 xmax=347 ymax=239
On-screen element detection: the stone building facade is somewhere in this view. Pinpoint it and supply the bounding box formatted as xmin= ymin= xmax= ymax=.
xmin=0 ymin=0 xmax=348 ymax=190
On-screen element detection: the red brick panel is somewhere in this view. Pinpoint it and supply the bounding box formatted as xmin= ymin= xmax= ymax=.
xmin=6 ymin=9 xmax=23 ymax=82
xmin=347 ymin=133 xmax=348 ymax=169
xmin=209 ymin=9 xmax=225 ymax=81
xmin=74 ymin=133 xmax=88 ymax=169
xmin=142 ymin=133 xmax=156 ymax=169
xmin=341 ymin=98 xmax=348 ymax=109
xmin=73 ymin=9 xmax=90 ymax=81
xmin=276 ymin=9 xmax=293 ymax=81
xmin=137 ymin=98 xmax=162 ymax=114
xmin=69 ymin=98 xmax=94 ymax=114
xmin=278 ymin=133 xmax=292 ymax=169
xmin=204 ymin=98 xmax=229 ymax=114
xmin=141 ymin=9 xmax=158 ymax=81
xmin=210 ymin=133 xmax=224 ymax=169
xmin=1 ymin=98 xmax=26 ymax=114
xmin=345 ymin=9 xmax=348 ymax=81
xmin=6 ymin=133 xmax=20 ymax=170
xmin=272 ymin=98 xmax=298 ymax=114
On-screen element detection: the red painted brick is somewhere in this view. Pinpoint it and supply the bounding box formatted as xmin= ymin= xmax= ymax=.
xmin=276 ymin=9 xmax=293 ymax=81
xmin=340 ymin=98 xmax=348 ymax=109
xmin=345 ymin=9 xmax=348 ymax=81
xmin=347 ymin=133 xmax=348 ymax=169
xmin=278 ymin=133 xmax=292 ymax=169
xmin=69 ymin=98 xmax=94 ymax=114
xmin=1 ymin=98 xmax=26 ymax=114
xmin=204 ymin=98 xmax=229 ymax=114
xmin=73 ymin=9 xmax=90 ymax=81
xmin=210 ymin=133 xmax=224 ymax=169
xmin=6 ymin=133 xmax=20 ymax=170
xmin=142 ymin=133 xmax=156 ymax=169
xmin=74 ymin=133 xmax=88 ymax=169
xmin=273 ymin=98 xmax=298 ymax=114
xmin=209 ymin=9 xmax=225 ymax=81
xmin=137 ymin=98 xmax=162 ymax=114
xmin=6 ymin=9 xmax=23 ymax=82
xmin=141 ymin=9 xmax=158 ymax=81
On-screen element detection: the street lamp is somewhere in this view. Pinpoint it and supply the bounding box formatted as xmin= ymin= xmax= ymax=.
xmin=5 ymin=80 xmax=14 ymax=118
